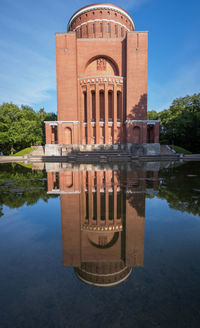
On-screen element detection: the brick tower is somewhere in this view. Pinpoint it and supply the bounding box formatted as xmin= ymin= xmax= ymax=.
xmin=45 ymin=3 xmax=160 ymax=155
xmin=47 ymin=167 xmax=151 ymax=286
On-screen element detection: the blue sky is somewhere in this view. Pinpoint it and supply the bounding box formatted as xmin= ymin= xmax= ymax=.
xmin=0 ymin=0 xmax=200 ymax=113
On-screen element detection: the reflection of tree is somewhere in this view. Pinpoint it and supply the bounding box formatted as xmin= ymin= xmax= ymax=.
xmin=158 ymin=162 xmax=200 ymax=216
xmin=0 ymin=205 xmax=3 ymax=218
xmin=0 ymin=163 xmax=57 ymax=217
xmin=126 ymin=192 xmax=145 ymax=218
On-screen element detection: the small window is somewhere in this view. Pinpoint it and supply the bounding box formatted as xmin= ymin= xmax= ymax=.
xmin=93 ymin=24 xmax=95 ymax=33
xmin=100 ymin=23 xmax=102 ymax=32
xmin=86 ymin=25 xmax=88 ymax=35
xmin=108 ymin=23 xmax=110 ymax=33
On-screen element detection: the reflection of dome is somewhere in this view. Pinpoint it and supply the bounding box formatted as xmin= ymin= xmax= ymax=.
xmin=75 ymin=261 xmax=132 ymax=287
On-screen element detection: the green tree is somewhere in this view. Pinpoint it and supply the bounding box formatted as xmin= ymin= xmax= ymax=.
xmin=158 ymin=162 xmax=200 ymax=216
xmin=159 ymin=93 xmax=200 ymax=152
xmin=0 ymin=163 xmax=57 ymax=217
xmin=0 ymin=103 xmax=57 ymax=155
xmin=147 ymin=110 xmax=160 ymax=120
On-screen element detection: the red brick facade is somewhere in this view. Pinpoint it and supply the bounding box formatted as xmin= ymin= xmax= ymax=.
xmin=47 ymin=167 xmax=158 ymax=286
xmin=45 ymin=3 xmax=160 ymax=150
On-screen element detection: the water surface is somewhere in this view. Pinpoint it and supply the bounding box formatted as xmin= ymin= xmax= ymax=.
xmin=0 ymin=161 xmax=200 ymax=328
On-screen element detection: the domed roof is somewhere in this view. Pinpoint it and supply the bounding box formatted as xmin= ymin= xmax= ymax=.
xmin=67 ymin=3 xmax=135 ymax=31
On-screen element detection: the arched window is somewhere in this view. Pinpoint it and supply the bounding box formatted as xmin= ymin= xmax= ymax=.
xmin=65 ymin=127 xmax=72 ymax=144
xmin=101 ymin=191 xmax=105 ymax=220
xmin=93 ymin=192 xmax=97 ymax=220
xmin=133 ymin=126 xmax=140 ymax=143
xmin=108 ymin=90 xmax=113 ymax=121
xmin=83 ymin=91 xmax=87 ymax=122
xmin=117 ymin=91 xmax=122 ymax=121
xmin=100 ymin=90 xmax=105 ymax=121
xmin=117 ymin=191 xmax=121 ymax=219
xmin=65 ymin=172 xmax=73 ymax=188
xmin=109 ymin=192 xmax=114 ymax=220
xmin=147 ymin=125 xmax=154 ymax=143
xmin=91 ymin=91 xmax=96 ymax=121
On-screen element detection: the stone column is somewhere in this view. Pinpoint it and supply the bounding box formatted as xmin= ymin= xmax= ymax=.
xmin=80 ymin=89 xmax=84 ymax=144
xmin=81 ymin=171 xmax=86 ymax=222
xmin=143 ymin=123 xmax=147 ymax=143
xmin=88 ymin=171 xmax=93 ymax=223
xmin=105 ymin=171 xmax=109 ymax=225
xmin=105 ymin=83 xmax=108 ymax=144
xmin=87 ymin=85 xmax=91 ymax=144
xmin=97 ymin=171 xmax=101 ymax=225
xmin=45 ymin=123 xmax=52 ymax=144
xmin=95 ymin=83 xmax=100 ymax=144
xmin=113 ymin=84 xmax=118 ymax=143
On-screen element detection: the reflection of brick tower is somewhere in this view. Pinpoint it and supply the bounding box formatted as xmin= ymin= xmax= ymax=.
xmin=45 ymin=3 xmax=160 ymax=156
xmin=47 ymin=167 xmax=158 ymax=287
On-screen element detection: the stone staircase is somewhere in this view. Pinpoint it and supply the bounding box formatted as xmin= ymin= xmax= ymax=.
xmin=29 ymin=146 xmax=45 ymax=157
xmin=160 ymin=145 xmax=176 ymax=155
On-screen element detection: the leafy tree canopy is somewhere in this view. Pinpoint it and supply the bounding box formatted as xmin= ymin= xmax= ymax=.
xmin=0 ymin=103 xmax=56 ymax=155
xmin=0 ymin=163 xmax=57 ymax=217
xmin=148 ymin=93 xmax=200 ymax=153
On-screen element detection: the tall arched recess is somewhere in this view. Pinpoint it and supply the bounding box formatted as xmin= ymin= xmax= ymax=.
xmin=65 ymin=127 xmax=72 ymax=144
xmin=85 ymin=56 xmax=119 ymax=76
xmin=133 ymin=126 xmax=140 ymax=143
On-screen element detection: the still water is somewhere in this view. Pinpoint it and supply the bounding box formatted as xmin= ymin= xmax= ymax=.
xmin=0 ymin=161 xmax=200 ymax=328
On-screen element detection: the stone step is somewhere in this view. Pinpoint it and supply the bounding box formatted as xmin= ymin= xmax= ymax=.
xmin=30 ymin=146 xmax=45 ymax=156
xmin=160 ymin=145 xmax=176 ymax=155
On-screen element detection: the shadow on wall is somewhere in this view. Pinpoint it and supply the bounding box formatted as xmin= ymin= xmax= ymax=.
xmin=127 ymin=94 xmax=147 ymax=121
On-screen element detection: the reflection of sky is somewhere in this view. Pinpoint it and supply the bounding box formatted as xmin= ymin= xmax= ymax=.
xmin=146 ymin=197 xmax=200 ymax=222
xmin=0 ymin=192 xmax=200 ymax=327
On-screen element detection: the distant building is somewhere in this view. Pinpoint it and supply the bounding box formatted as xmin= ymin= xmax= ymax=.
xmin=45 ymin=3 xmax=160 ymax=155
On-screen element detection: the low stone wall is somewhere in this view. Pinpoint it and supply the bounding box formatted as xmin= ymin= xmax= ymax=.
xmin=0 ymin=156 xmax=24 ymax=162
xmin=45 ymin=143 xmax=161 ymax=156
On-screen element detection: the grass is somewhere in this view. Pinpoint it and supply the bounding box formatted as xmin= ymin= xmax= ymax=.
xmin=12 ymin=147 xmax=35 ymax=156
xmin=170 ymin=145 xmax=192 ymax=155
xmin=17 ymin=162 xmax=36 ymax=169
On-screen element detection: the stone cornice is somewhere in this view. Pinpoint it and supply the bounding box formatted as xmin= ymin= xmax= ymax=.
xmin=44 ymin=121 xmax=80 ymax=124
xmin=125 ymin=120 xmax=160 ymax=124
